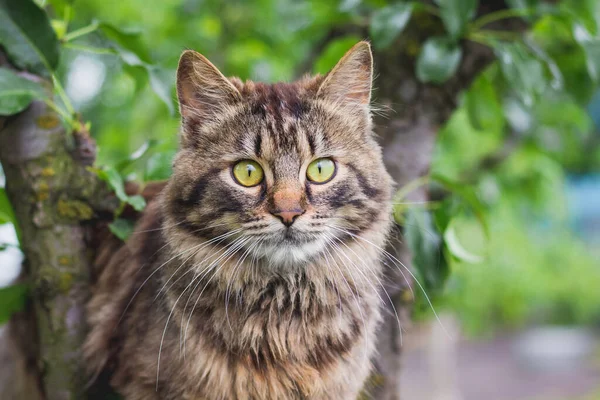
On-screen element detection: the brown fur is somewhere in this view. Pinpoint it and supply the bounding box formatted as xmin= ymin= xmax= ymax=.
xmin=85 ymin=42 xmax=394 ymax=400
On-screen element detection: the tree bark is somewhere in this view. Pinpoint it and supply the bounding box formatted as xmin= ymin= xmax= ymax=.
xmin=0 ymin=99 xmax=114 ymax=399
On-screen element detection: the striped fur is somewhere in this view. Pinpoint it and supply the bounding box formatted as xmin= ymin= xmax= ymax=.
xmin=85 ymin=42 xmax=393 ymax=400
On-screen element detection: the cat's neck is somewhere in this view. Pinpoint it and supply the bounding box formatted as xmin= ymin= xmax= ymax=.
xmin=158 ymin=244 xmax=381 ymax=366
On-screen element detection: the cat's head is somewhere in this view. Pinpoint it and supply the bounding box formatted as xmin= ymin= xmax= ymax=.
xmin=163 ymin=42 xmax=393 ymax=267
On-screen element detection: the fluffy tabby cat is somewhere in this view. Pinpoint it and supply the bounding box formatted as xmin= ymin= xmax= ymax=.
xmin=85 ymin=41 xmax=394 ymax=400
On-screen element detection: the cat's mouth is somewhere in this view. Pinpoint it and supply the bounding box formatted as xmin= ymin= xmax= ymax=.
xmin=282 ymin=227 xmax=304 ymax=240
xmin=248 ymin=227 xmax=329 ymax=265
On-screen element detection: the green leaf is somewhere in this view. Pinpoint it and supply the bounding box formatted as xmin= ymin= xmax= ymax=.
xmin=0 ymin=188 xmax=16 ymax=225
xmin=430 ymin=174 xmax=489 ymax=237
xmin=144 ymin=150 xmax=175 ymax=181
xmin=0 ymin=0 xmax=60 ymax=77
xmin=115 ymin=139 xmax=160 ymax=173
xmin=561 ymin=0 xmax=599 ymax=35
xmin=573 ymin=24 xmax=600 ymax=82
xmin=126 ymin=195 xmax=146 ymax=211
xmin=524 ymin=38 xmax=564 ymax=90
xmin=369 ymin=3 xmax=413 ymax=49
xmin=534 ymin=96 xmax=590 ymax=133
xmin=405 ymin=208 xmax=448 ymax=294
xmin=416 ymin=37 xmax=463 ymax=84
xmin=503 ymin=96 xmax=534 ymax=133
xmin=0 ymin=187 xmax=21 ymax=242
xmin=92 ymin=21 xmax=175 ymax=114
xmin=97 ymin=21 xmax=152 ymax=64
xmin=51 ymin=19 xmax=68 ymax=40
xmin=147 ymin=66 xmax=175 ymax=116
xmin=494 ymin=42 xmax=547 ymax=106
xmin=444 ymin=220 xmax=484 ymax=263
xmin=507 ymin=0 xmax=538 ymax=11
xmin=0 ymin=284 xmax=28 ymax=325
xmin=108 ymin=218 xmax=134 ymax=241
xmin=0 ymin=68 xmax=47 ymax=116
xmin=119 ymin=64 xmax=174 ymax=117
xmin=95 ymin=167 xmax=127 ymax=202
xmin=66 ymin=20 xmax=175 ymax=114
xmin=47 ymin=0 xmax=75 ymax=18
xmin=313 ymin=35 xmax=362 ymax=74
xmin=92 ymin=167 xmax=146 ymax=211
xmin=434 ymin=0 xmax=478 ymax=38
xmin=122 ymin=64 xmax=148 ymax=93
xmin=464 ymin=72 xmax=504 ymax=131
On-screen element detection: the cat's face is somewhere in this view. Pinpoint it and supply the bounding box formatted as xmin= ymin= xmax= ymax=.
xmin=164 ymin=42 xmax=393 ymax=266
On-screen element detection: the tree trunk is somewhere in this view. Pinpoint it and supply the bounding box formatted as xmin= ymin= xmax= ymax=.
xmin=0 ymin=97 xmax=114 ymax=399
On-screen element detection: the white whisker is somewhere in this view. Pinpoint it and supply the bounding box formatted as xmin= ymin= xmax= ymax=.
xmin=225 ymin=238 xmax=263 ymax=332
xmin=182 ymin=237 xmax=251 ymax=356
xmin=329 ymin=225 xmax=451 ymax=340
xmin=157 ymin=236 xmax=249 ymax=387
xmin=321 ymin=235 xmax=370 ymax=363
xmin=155 ymin=228 xmax=243 ymax=301
xmin=327 ymin=231 xmax=404 ymax=345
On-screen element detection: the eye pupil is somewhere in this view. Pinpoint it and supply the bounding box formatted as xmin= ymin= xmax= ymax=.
xmin=233 ymin=160 xmax=264 ymax=187
xmin=307 ymin=158 xmax=335 ymax=184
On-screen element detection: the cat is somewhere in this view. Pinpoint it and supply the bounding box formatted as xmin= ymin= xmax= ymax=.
xmin=84 ymin=41 xmax=394 ymax=400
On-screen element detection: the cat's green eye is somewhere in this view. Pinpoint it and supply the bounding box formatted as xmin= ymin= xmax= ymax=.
xmin=232 ymin=160 xmax=264 ymax=187
xmin=306 ymin=158 xmax=336 ymax=184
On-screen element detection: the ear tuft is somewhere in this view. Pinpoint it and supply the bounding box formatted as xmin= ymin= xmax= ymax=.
xmin=317 ymin=41 xmax=373 ymax=107
xmin=176 ymin=50 xmax=241 ymax=121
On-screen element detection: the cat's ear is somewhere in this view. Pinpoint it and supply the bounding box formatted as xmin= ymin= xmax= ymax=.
xmin=317 ymin=41 xmax=373 ymax=108
xmin=176 ymin=50 xmax=241 ymax=121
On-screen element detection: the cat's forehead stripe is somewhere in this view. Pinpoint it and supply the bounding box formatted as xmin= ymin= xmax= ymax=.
xmin=253 ymin=131 xmax=262 ymax=157
xmin=246 ymin=82 xmax=306 ymax=120
xmin=237 ymin=82 xmax=318 ymax=177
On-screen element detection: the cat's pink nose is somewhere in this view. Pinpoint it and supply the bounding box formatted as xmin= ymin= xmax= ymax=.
xmin=269 ymin=186 xmax=306 ymax=227
xmin=272 ymin=209 xmax=304 ymax=227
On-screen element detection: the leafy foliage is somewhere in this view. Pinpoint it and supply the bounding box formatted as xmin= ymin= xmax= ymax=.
xmin=0 ymin=0 xmax=60 ymax=76
xmin=313 ymin=35 xmax=362 ymax=74
xmin=92 ymin=166 xmax=145 ymax=211
xmin=443 ymin=220 xmax=483 ymax=264
xmin=435 ymin=0 xmax=478 ymax=38
xmin=108 ymin=218 xmax=135 ymax=241
xmin=0 ymin=284 xmax=28 ymax=324
xmin=405 ymin=208 xmax=448 ymax=297
xmin=89 ymin=21 xmax=175 ymax=114
xmin=416 ymin=37 xmax=463 ymax=83
xmin=369 ymin=3 xmax=413 ymax=49
xmin=495 ymin=42 xmax=548 ymax=106
xmin=0 ymin=68 xmax=47 ymax=115
xmin=464 ymin=70 xmax=505 ymax=132
xmin=144 ymin=150 xmax=175 ymax=182
xmin=0 ymin=188 xmax=16 ymax=225
xmin=114 ymin=139 xmax=160 ymax=173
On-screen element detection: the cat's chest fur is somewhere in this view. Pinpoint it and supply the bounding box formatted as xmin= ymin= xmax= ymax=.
xmin=156 ymin=262 xmax=380 ymax=400
xmin=86 ymin=205 xmax=384 ymax=400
